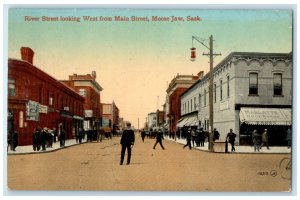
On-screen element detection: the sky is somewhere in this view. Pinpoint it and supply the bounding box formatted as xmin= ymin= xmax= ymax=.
xmin=8 ymin=8 xmax=293 ymax=128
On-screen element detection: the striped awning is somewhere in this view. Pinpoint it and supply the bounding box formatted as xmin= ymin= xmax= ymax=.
xmin=239 ymin=107 xmax=291 ymax=126
xmin=177 ymin=115 xmax=198 ymax=127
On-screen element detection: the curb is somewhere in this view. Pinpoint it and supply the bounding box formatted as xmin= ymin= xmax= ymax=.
xmin=168 ymin=139 xmax=291 ymax=155
xmin=7 ymin=142 xmax=91 ymax=156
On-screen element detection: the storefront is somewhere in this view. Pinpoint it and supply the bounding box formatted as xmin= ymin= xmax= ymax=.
xmin=239 ymin=107 xmax=291 ymax=145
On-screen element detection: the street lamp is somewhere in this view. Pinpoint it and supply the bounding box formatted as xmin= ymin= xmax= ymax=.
xmin=191 ymin=35 xmax=221 ymax=152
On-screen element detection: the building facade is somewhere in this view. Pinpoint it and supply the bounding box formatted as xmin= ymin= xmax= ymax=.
xmin=101 ymin=101 xmax=119 ymax=132
xmin=165 ymin=73 xmax=201 ymax=137
xmin=147 ymin=112 xmax=157 ymax=129
xmin=60 ymin=72 xmax=103 ymax=131
xmin=180 ymin=52 xmax=292 ymax=145
xmin=8 ymin=47 xmax=85 ymax=145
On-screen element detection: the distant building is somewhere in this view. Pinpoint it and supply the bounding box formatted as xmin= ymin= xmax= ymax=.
xmin=8 ymin=47 xmax=85 ymax=145
xmin=180 ymin=52 xmax=292 ymax=145
xmin=60 ymin=72 xmax=103 ymax=131
xmin=101 ymin=101 xmax=119 ymax=132
xmin=147 ymin=112 xmax=157 ymax=129
xmin=165 ymin=73 xmax=201 ymax=137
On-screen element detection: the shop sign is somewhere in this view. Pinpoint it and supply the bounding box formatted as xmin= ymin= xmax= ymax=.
xmin=39 ymin=104 xmax=48 ymax=113
xmin=84 ymin=110 xmax=93 ymax=118
xmin=26 ymin=100 xmax=39 ymax=121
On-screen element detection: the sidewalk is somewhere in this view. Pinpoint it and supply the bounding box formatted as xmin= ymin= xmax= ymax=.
xmin=7 ymin=138 xmax=94 ymax=155
xmin=165 ymin=137 xmax=291 ymax=154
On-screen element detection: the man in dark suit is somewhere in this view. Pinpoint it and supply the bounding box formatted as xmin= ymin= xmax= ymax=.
xmin=153 ymin=129 xmax=165 ymax=150
xmin=120 ymin=123 xmax=135 ymax=165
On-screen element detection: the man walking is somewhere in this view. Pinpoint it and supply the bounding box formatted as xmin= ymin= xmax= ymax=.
xmin=260 ymin=129 xmax=269 ymax=150
xmin=153 ymin=129 xmax=165 ymax=150
xmin=141 ymin=129 xmax=146 ymax=142
xmin=120 ymin=123 xmax=135 ymax=165
xmin=226 ymin=129 xmax=237 ymax=152
xmin=183 ymin=128 xmax=192 ymax=150
xmin=252 ymin=129 xmax=260 ymax=152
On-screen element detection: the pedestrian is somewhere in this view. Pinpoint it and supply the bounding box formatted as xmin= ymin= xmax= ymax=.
xmin=199 ymin=128 xmax=205 ymax=147
xmin=191 ymin=128 xmax=196 ymax=148
xmin=53 ymin=128 xmax=58 ymax=143
xmin=141 ymin=129 xmax=146 ymax=142
xmin=286 ymin=127 xmax=291 ymax=149
xmin=59 ymin=126 xmax=66 ymax=147
xmin=49 ymin=129 xmax=54 ymax=148
xmin=32 ymin=128 xmax=40 ymax=151
xmin=12 ymin=131 xmax=19 ymax=151
xmin=120 ymin=123 xmax=135 ymax=165
xmin=153 ymin=129 xmax=165 ymax=150
xmin=260 ymin=129 xmax=270 ymax=150
xmin=78 ymin=128 xmax=84 ymax=143
xmin=7 ymin=132 xmax=12 ymax=151
xmin=213 ymin=128 xmax=220 ymax=142
xmin=183 ymin=128 xmax=192 ymax=150
xmin=41 ymin=128 xmax=47 ymax=151
xmin=75 ymin=129 xmax=79 ymax=143
xmin=226 ymin=129 xmax=237 ymax=152
xmin=252 ymin=129 xmax=260 ymax=152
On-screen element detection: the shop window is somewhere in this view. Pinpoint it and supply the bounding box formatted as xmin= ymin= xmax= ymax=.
xmin=249 ymin=73 xmax=258 ymax=95
xmin=8 ymin=78 xmax=16 ymax=96
xmin=274 ymin=73 xmax=282 ymax=96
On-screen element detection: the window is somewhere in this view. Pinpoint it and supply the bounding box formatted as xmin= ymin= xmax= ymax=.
xmin=79 ymin=88 xmax=86 ymax=97
xmin=194 ymin=97 xmax=196 ymax=110
xmin=227 ymin=75 xmax=230 ymax=97
xmin=214 ymin=83 xmax=216 ymax=102
xmin=199 ymin=94 xmax=201 ymax=110
xmin=8 ymin=78 xmax=16 ymax=96
xmin=204 ymin=90 xmax=207 ymax=106
xmin=274 ymin=73 xmax=282 ymax=96
xmin=49 ymin=94 xmax=54 ymax=106
xmin=220 ymin=80 xmax=223 ymax=100
xmin=188 ymin=101 xmax=189 ymax=112
xmin=191 ymin=99 xmax=192 ymax=111
xmin=249 ymin=73 xmax=258 ymax=95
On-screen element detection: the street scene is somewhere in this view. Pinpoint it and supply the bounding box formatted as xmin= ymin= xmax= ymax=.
xmin=6 ymin=8 xmax=292 ymax=192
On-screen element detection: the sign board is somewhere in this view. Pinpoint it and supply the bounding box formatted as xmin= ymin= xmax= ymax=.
xmin=39 ymin=104 xmax=48 ymax=113
xmin=64 ymin=107 xmax=69 ymax=111
xmin=26 ymin=100 xmax=39 ymax=121
xmin=84 ymin=110 xmax=93 ymax=118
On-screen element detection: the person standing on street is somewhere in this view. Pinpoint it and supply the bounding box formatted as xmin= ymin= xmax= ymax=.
xmin=183 ymin=128 xmax=192 ymax=150
xmin=59 ymin=125 xmax=66 ymax=147
xmin=260 ymin=129 xmax=270 ymax=150
xmin=120 ymin=123 xmax=135 ymax=165
xmin=213 ymin=128 xmax=220 ymax=142
xmin=252 ymin=129 xmax=260 ymax=152
xmin=226 ymin=129 xmax=237 ymax=152
xmin=153 ymin=129 xmax=165 ymax=150
xmin=191 ymin=128 xmax=196 ymax=148
xmin=141 ymin=129 xmax=146 ymax=143
xmin=32 ymin=128 xmax=40 ymax=151
xmin=12 ymin=131 xmax=19 ymax=151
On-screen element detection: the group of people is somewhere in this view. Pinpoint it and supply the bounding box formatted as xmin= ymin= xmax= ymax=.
xmin=32 ymin=126 xmax=65 ymax=151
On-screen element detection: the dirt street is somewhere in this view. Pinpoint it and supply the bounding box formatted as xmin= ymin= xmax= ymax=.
xmin=7 ymin=134 xmax=291 ymax=192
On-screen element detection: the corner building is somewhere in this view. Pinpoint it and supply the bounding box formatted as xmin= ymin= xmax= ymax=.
xmin=180 ymin=52 xmax=292 ymax=146
xmin=8 ymin=47 xmax=85 ymax=145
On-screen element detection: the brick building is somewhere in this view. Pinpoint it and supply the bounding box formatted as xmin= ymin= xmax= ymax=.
xmin=8 ymin=47 xmax=85 ymax=145
xmin=101 ymin=101 xmax=119 ymax=132
xmin=60 ymin=72 xmax=103 ymax=131
xmin=165 ymin=73 xmax=201 ymax=137
xmin=180 ymin=52 xmax=292 ymax=146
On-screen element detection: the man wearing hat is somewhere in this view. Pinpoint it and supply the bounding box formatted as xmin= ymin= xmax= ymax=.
xmin=260 ymin=129 xmax=270 ymax=150
xmin=120 ymin=122 xmax=135 ymax=165
xmin=153 ymin=129 xmax=165 ymax=150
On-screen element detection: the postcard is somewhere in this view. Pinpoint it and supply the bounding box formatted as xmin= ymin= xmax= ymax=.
xmin=6 ymin=7 xmax=293 ymax=192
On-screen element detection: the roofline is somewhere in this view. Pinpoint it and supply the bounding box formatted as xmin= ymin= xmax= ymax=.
xmin=180 ymin=51 xmax=292 ymax=98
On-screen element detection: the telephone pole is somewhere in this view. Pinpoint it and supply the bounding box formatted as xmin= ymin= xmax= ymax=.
xmin=191 ymin=35 xmax=221 ymax=152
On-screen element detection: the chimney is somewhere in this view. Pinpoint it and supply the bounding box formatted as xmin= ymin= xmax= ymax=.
xmin=91 ymin=71 xmax=96 ymax=79
xmin=20 ymin=47 xmax=34 ymax=64
xmin=198 ymin=71 xmax=204 ymax=79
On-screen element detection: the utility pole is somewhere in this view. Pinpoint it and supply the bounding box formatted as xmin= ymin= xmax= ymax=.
xmin=191 ymin=35 xmax=221 ymax=152
xmin=138 ymin=117 xmax=139 ymax=131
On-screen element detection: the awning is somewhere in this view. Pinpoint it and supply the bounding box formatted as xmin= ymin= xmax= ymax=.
xmin=239 ymin=107 xmax=291 ymax=125
xmin=185 ymin=116 xmax=198 ymax=126
xmin=177 ymin=115 xmax=198 ymax=127
xmin=176 ymin=118 xmax=188 ymax=127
